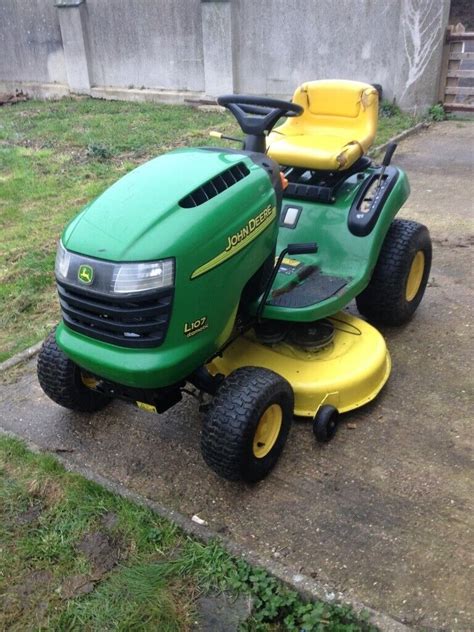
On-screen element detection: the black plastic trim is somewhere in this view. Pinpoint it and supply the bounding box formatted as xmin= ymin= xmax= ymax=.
xmin=348 ymin=166 xmax=399 ymax=237
xmin=57 ymin=281 xmax=173 ymax=348
xmin=199 ymin=147 xmax=283 ymax=206
xmin=247 ymin=152 xmax=283 ymax=207
xmin=280 ymin=157 xmax=374 ymax=203
xmin=179 ymin=162 xmax=250 ymax=208
xmin=279 ymin=203 xmax=303 ymax=229
xmin=84 ymin=373 xmax=183 ymax=414
xmin=285 ymin=182 xmax=333 ymax=203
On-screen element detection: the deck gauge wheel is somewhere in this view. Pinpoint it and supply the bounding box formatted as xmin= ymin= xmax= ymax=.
xmin=313 ymin=405 xmax=340 ymax=443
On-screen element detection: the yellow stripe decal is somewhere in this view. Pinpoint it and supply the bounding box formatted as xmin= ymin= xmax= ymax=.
xmin=191 ymin=205 xmax=276 ymax=279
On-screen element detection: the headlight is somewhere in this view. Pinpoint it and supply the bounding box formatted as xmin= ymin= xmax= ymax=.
xmin=55 ymin=241 xmax=174 ymax=295
xmin=113 ymin=261 xmax=174 ymax=293
xmin=55 ymin=241 xmax=71 ymax=279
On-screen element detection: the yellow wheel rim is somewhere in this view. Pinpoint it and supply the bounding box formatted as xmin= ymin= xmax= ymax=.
xmin=81 ymin=374 xmax=99 ymax=389
xmin=252 ymin=404 xmax=282 ymax=459
xmin=405 ymin=251 xmax=425 ymax=301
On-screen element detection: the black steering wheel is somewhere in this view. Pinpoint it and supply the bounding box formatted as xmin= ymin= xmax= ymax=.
xmin=217 ymin=95 xmax=303 ymax=136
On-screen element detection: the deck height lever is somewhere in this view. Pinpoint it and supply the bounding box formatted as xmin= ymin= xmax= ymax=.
xmin=257 ymin=242 xmax=318 ymax=323
xmin=374 ymin=142 xmax=397 ymax=194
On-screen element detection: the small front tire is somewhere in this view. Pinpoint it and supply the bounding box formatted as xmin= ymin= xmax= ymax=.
xmin=201 ymin=367 xmax=294 ymax=483
xmin=313 ymin=405 xmax=340 ymax=443
xmin=37 ymin=330 xmax=111 ymax=412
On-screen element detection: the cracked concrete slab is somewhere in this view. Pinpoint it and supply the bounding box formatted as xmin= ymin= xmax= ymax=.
xmin=1 ymin=120 xmax=473 ymax=630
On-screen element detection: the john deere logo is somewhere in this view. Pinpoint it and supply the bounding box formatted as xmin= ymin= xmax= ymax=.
xmin=78 ymin=264 xmax=94 ymax=285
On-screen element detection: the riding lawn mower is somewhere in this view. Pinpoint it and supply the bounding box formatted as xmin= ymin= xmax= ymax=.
xmin=37 ymin=80 xmax=432 ymax=482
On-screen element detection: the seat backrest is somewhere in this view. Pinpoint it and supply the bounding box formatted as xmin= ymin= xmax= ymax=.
xmin=285 ymin=80 xmax=379 ymax=150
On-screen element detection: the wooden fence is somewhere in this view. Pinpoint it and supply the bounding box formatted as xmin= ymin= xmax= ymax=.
xmin=439 ymin=24 xmax=474 ymax=113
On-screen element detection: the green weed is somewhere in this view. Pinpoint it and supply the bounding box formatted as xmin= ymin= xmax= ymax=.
xmin=86 ymin=142 xmax=113 ymax=160
xmin=379 ymin=100 xmax=401 ymax=118
xmin=428 ymin=103 xmax=447 ymax=122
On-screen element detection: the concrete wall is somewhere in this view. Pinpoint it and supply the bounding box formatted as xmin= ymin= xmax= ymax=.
xmin=85 ymin=0 xmax=204 ymax=91
xmin=0 ymin=0 xmax=66 ymax=85
xmin=232 ymin=0 xmax=403 ymax=96
xmin=0 ymin=0 xmax=451 ymax=111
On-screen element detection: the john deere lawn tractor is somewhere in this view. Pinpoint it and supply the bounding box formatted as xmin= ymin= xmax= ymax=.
xmin=38 ymin=80 xmax=432 ymax=482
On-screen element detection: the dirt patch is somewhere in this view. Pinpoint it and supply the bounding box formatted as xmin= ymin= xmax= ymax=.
xmin=61 ymin=574 xmax=95 ymax=599
xmin=76 ymin=530 xmax=122 ymax=577
xmin=192 ymin=592 xmax=252 ymax=631
xmin=1 ymin=570 xmax=53 ymax=628
xmin=6 ymin=569 xmax=53 ymax=600
xmin=0 ymin=91 xmax=28 ymax=106
xmin=432 ymin=234 xmax=474 ymax=248
xmin=17 ymin=502 xmax=43 ymax=525
xmin=100 ymin=510 xmax=119 ymax=530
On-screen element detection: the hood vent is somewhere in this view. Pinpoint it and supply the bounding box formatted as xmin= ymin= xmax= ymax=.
xmin=179 ymin=162 xmax=250 ymax=208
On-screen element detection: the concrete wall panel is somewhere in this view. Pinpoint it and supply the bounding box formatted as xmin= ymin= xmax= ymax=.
xmin=0 ymin=0 xmax=66 ymax=84
xmin=84 ymin=0 xmax=204 ymax=91
xmin=232 ymin=0 xmax=402 ymax=102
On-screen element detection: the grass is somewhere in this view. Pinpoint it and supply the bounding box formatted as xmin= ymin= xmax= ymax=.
xmin=0 ymin=96 xmax=418 ymax=361
xmin=0 ymin=435 xmax=376 ymax=631
xmin=373 ymin=104 xmax=421 ymax=145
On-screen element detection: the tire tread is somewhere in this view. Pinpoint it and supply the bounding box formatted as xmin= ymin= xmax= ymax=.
xmin=37 ymin=330 xmax=110 ymax=412
xmin=356 ymin=219 xmax=432 ymax=326
xmin=201 ymin=367 xmax=293 ymax=482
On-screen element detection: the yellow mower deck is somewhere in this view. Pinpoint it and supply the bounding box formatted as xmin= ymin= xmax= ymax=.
xmin=208 ymin=312 xmax=390 ymax=417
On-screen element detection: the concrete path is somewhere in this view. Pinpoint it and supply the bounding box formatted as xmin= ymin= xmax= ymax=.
xmin=1 ymin=121 xmax=473 ymax=630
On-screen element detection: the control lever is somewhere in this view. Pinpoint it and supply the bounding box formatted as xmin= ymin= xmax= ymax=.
xmin=374 ymin=142 xmax=397 ymax=198
xmin=287 ymin=242 xmax=318 ymax=255
xmin=209 ymin=130 xmax=243 ymax=145
xmin=257 ymin=243 xmax=318 ymax=322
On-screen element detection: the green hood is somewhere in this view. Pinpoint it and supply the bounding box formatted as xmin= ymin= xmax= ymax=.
xmin=62 ymin=148 xmax=258 ymax=262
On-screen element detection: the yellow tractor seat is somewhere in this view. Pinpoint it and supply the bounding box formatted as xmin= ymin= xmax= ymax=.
xmin=267 ymin=80 xmax=379 ymax=171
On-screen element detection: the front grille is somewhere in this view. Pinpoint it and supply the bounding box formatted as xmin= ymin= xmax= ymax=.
xmin=57 ymin=281 xmax=173 ymax=348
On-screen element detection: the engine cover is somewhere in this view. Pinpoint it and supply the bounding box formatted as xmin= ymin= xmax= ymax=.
xmin=57 ymin=148 xmax=282 ymax=388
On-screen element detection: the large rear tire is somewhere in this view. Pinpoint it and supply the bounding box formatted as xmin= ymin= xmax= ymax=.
xmin=37 ymin=330 xmax=111 ymax=412
xmin=356 ymin=219 xmax=432 ymax=326
xmin=201 ymin=367 xmax=294 ymax=482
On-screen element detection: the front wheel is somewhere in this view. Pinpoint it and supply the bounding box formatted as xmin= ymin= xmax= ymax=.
xmin=356 ymin=219 xmax=432 ymax=326
xmin=37 ymin=330 xmax=111 ymax=412
xmin=201 ymin=367 xmax=294 ymax=482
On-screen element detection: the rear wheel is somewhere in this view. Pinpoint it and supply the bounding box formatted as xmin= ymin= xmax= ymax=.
xmin=37 ymin=330 xmax=111 ymax=412
xmin=356 ymin=219 xmax=432 ymax=326
xmin=201 ymin=367 xmax=294 ymax=482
